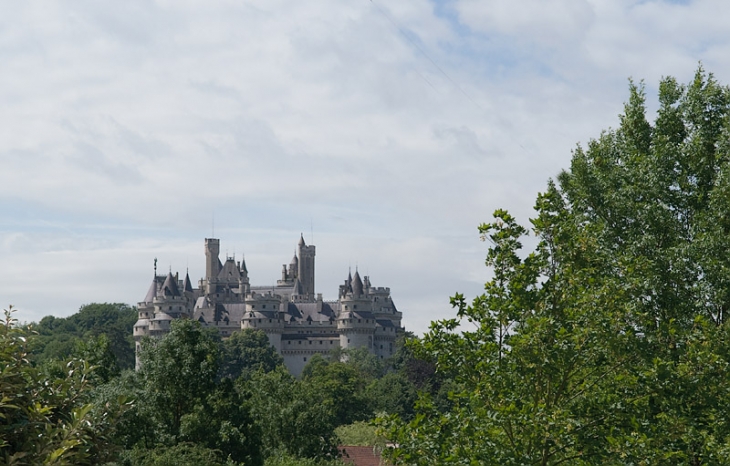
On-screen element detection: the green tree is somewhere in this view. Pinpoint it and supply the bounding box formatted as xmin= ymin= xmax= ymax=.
xmin=242 ymin=366 xmax=340 ymax=460
xmin=139 ymin=319 xmax=220 ymax=438
xmin=0 ymin=306 xmax=130 ymax=465
xmin=29 ymin=303 xmax=137 ymax=370
xmin=220 ymin=328 xmax=284 ymax=380
xmin=76 ymin=333 xmax=120 ymax=383
xmin=136 ymin=319 xmax=263 ymax=465
xmin=381 ymin=68 xmax=730 ymax=465
xmin=302 ymin=355 xmax=372 ymax=427
xmin=121 ymin=442 xmax=229 ymax=466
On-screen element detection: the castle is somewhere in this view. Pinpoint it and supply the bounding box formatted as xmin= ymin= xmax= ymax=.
xmin=133 ymin=236 xmax=404 ymax=375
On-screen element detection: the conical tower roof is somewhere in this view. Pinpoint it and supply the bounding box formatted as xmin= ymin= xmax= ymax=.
xmin=143 ymin=278 xmax=158 ymax=303
xmin=352 ymin=270 xmax=364 ymax=296
xmin=183 ymin=271 xmax=194 ymax=293
xmin=161 ymin=272 xmax=181 ymax=297
xmin=292 ymin=277 xmax=304 ymax=295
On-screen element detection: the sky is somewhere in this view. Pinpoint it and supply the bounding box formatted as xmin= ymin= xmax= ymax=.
xmin=1 ymin=0 xmax=729 ymax=335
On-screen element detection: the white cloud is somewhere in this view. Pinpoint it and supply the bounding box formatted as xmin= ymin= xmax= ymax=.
xmin=0 ymin=0 xmax=728 ymax=334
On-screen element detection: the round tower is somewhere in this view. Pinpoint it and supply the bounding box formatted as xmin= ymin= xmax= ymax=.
xmin=241 ymin=291 xmax=285 ymax=352
xmin=337 ymin=294 xmax=376 ymax=351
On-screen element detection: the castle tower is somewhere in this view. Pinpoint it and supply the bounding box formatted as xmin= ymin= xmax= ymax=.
xmin=241 ymin=291 xmax=284 ymax=352
xmin=337 ymin=271 xmax=376 ymax=352
xmin=297 ymin=235 xmax=315 ymax=298
xmin=205 ymin=238 xmax=220 ymax=294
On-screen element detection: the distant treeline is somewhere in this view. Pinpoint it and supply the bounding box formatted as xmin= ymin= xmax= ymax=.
xmin=27 ymin=302 xmax=137 ymax=370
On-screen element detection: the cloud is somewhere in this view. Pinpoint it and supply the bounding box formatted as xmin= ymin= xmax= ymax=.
xmin=0 ymin=0 xmax=729 ymax=334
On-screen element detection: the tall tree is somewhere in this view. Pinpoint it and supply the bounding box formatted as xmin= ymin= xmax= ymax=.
xmin=381 ymin=68 xmax=730 ymax=465
xmin=137 ymin=319 xmax=263 ymax=465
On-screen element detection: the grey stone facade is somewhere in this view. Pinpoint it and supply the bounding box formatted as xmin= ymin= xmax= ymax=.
xmin=133 ymin=235 xmax=403 ymax=376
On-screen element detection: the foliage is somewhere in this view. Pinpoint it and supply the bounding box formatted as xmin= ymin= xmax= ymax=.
xmin=0 ymin=306 xmax=130 ymax=465
xmin=76 ymin=333 xmax=121 ymax=383
xmin=335 ymin=421 xmax=385 ymax=448
xmin=119 ymin=442 xmax=231 ymax=466
xmin=135 ymin=319 xmax=264 ymax=465
xmin=138 ymin=319 xmax=220 ymax=437
xmin=242 ymin=366 xmax=340 ymax=460
xmin=29 ymin=303 xmax=137 ymax=370
xmin=219 ymin=328 xmax=285 ymax=380
xmin=365 ymin=372 xmax=417 ymax=420
xmin=263 ymin=453 xmax=345 ymax=466
xmin=380 ymin=68 xmax=730 ymax=465
xmin=302 ymin=354 xmax=372 ymax=427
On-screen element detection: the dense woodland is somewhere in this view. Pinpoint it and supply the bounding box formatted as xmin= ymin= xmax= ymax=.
xmin=5 ymin=68 xmax=730 ymax=464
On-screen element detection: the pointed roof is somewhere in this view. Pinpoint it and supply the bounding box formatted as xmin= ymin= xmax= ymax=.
xmin=292 ymin=277 xmax=303 ymax=295
xmin=290 ymin=253 xmax=299 ymax=266
xmin=299 ymin=234 xmax=306 ymax=247
xmin=240 ymin=256 xmax=248 ymax=274
xmin=218 ymin=258 xmax=241 ymax=280
xmin=183 ymin=271 xmax=194 ymax=293
xmin=352 ymin=270 xmax=364 ymax=296
xmin=161 ymin=272 xmax=181 ymax=297
xmin=143 ymin=278 xmax=158 ymax=303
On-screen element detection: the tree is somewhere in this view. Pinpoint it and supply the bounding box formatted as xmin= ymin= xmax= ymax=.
xmin=242 ymin=366 xmax=340 ymax=460
xmin=0 ymin=306 xmax=130 ymax=465
xmin=302 ymin=355 xmax=372 ymax=427
xmin=29 ymin=303 xmax=137 ymax=370
xmin=219 ymin=328 xmax=284 ymax=380
xmin=380 ymin=68 xmax=730 ymax=465
xmin=136 ymin=319 xmax=263 ymax=465
xmin=139 ymin=319 xmax=220 ymax=438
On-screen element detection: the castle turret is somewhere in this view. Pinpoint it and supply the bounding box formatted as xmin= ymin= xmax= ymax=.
xmin=297 ymin=235 xmax=315 ymax=298
xmin=241 ymin=291 xmax=285 ymax=352
xmin=337 ymin=271 xmax=376 ymax=352
xmin=205 ymin=238 xmax=221 ymax=294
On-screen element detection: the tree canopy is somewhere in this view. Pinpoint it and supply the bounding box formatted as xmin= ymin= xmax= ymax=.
xmin=0 ymin=306 xmax=130 ymax=465
xmin=381 ymin=68 xmax=730 ymax=465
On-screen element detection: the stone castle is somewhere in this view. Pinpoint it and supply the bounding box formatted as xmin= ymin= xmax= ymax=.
xmin=133 ymin=236 xmax=403 ymax=375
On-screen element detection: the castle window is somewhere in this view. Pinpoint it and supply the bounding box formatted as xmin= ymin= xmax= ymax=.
xmin=380 ymin=344 xmax=383 ymax=349
xmin=303 ymin=357 xmax=307 ymax=362
xmin=298 ymin=341 xmax=301 ymax=344
xmin=258 ymin=319 xmax=261 ymax=323
xmin=263 ymin=305 xmax=266 ymax=309
xmin=269 ymin=319 xmax=272 ymax=323
xmin=309 ymin=341 xmax=312 ymax=345
xmin=358 ymin=319 xmax=361 ymax=323
xmin=354 ymin=305 xmax=357 ymax=310
xmin=345 ymin=306 xmax=348 ymax=310
xmin=319 ymin=341 xmax=323 ymax=345
xmin=330 ymin=341 xmax=333 ymax=344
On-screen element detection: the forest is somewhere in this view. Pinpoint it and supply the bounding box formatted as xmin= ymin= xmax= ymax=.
xmin=4 ymin=67 xmax=730 ymax=465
